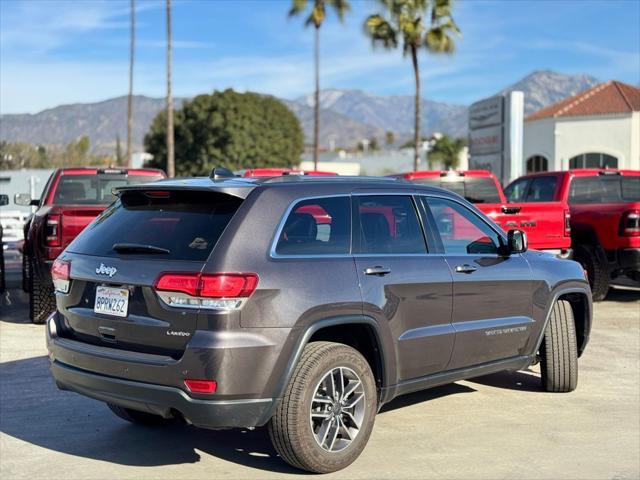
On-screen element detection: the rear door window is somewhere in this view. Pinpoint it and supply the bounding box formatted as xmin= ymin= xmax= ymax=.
xmin=569 ymin=175 xmax=640 ymax=204
xmin=275 ymin=196 xmax=350 ymax=255
xmin=354 ymin=196 xmax=427 ymax=254
xmin=67 ymin=190 xmax=242 ymax=261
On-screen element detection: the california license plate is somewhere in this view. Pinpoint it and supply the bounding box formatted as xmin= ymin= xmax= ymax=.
xmin=94 ymin=286 xmax=129 ymax=318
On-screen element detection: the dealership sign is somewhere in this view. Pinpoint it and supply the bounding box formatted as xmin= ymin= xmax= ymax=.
xmin=468 ymin=92 xmax=524 ymax=185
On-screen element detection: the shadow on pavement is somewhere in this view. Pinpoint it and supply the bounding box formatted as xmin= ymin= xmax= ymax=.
xmin=606 ymin=287 xmax=640 ymax=303
xmin=0 ymin=289 xmax=30 ymax=324
xmin=467 ymin=368 xmax=543 ymax=392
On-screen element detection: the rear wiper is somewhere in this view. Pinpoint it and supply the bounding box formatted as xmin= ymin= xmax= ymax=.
xmin=112 ymin=243 xmax=170 ymax=254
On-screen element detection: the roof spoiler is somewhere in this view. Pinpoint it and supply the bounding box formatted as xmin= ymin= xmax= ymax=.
xmin=210 ymin=166 xmax=237 ymax=180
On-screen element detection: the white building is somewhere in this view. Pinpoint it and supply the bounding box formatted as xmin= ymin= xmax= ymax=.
xmin=524 ymin=81 xmax=640 ymax=172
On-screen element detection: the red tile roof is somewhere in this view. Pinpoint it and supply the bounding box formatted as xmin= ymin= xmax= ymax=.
xmin=526 ymin=81 xmax=640 ymax=121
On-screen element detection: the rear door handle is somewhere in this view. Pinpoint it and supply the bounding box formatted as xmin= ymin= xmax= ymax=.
xmin=454 ymin=264 xmax=477 ymax=274
xmin=364 ymin=266 xmax=392 ymax=276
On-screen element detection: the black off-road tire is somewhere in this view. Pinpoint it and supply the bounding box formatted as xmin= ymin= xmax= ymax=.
xmin=29 ymin=259 xmax=56 ymax=324
xmin=573 ymin=244 xmax=609 ymax=301
xmin=22 ymin=252 xmax=31 ymax=293
xmin=540 ymin=299 xmax=578 ymax=392
xmin=107 ymin=403 xmax=166 ymax=426
xmin=268 ymin=341 xmax=377 ymax=473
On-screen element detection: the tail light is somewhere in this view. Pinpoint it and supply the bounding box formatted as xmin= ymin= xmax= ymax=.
xmin=46 ymin=214 xmax=62 ymax=247
xmin=154 ymin=272 xmax=259 ymax=310
xmin=620 ymin=210 xmax=640 ymax=236
xmin=51 ymin=258 xmax=71 ymax=293
xmin=564 ymin=209 xmax=571 ymax=236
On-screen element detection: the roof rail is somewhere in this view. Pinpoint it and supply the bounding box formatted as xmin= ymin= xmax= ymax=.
xmin=210 ymin=166 xmax=237 ymax=180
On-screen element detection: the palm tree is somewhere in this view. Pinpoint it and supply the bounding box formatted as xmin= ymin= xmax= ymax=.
xmin=126 ymin=0 xmax=135 ymax=167
xmin=289 ymin=0 xmax=350 ymax=170
xmin=365 ymin=0 xmax=459 ymax=171
xmin=166 ymin=0 xmax=175 ymax=177
xmin=428 ymin=134 xmax=466 ymax=169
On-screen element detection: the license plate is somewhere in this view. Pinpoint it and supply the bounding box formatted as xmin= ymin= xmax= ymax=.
xmin=94 ymin=286 xmax=129 ymax=318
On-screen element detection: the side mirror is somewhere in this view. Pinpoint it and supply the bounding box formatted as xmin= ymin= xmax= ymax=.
xmin=0 ymin=194 xmax=8 ymax=207
xmin=14 ymin=193 xmax=32 ymax=206
xmin=507 ymin=229 xmax=528 ymax=253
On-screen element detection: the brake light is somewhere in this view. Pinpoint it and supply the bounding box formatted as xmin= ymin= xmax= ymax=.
xmin=155 ymin=272 xmax=259 ymax=310
xmin=51 ymin=258 xmax=70 ymax=293
xmin=184 ymin=379 xmax=217 ymax=394
xmin=564 ymin=209 xmax=571 ymax=236
xmin=620 ymin=210 xmax=640 ymax=236
xmin=46 ymin=214 xmax=62 ymax=247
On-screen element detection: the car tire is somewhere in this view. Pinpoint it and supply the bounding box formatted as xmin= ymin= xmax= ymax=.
xmin=268 ymin=341 xmax=377 ymax=473
xmin=22 ymin=252 xmax=31 ymax=293
xmin=573 ymin=244 xmax=609 ymax=301
xmin=540 ymin=299 xmax=578 ymax=392
xmin=107 ymin=403 xmax=167 ymax=426
xmin=29 ymin=259 xmax=56 ymax=324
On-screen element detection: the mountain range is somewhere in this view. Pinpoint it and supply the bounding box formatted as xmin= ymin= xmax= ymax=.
xmin=0 ymin=70 xmax=601 ymax=154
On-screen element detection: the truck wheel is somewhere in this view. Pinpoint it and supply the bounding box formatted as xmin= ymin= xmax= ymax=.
xmin=22 ymin=253 xmax=31 ymax=293
xmin=29 ymin=259 xmax=56 ymax=324
xmin=574 ymin=244 xmax=609 ymax=301
xmin=268 ymin=342 xmax=377 ymax=473
xmin=107 ymin=404 xmax=166 ymax=426
xmin=540 ymin=300 xmax=578 ymax=392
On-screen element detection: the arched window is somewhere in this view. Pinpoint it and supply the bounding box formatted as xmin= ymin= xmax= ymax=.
xmin=569 ymin=153 xmax=618 ymax=169
xmin=526 ymin=155 xmax=548 ymax=173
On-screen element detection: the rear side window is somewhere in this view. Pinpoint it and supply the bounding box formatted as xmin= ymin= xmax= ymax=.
xmin=275 ymin=197 xmax=350 ymax=255
xmin=53 ymin=174 xmax=163 ymax=205
xmin=67 ymin=190 xmax=242 ymax=261
xmin=526 ymin=176 xmax=557 ymax=202
xmin=354 ymin=196 xmax=426 ymax=254
xmin=411 ymin=176 xmax=501 ymax=203
xmin=569 ymin=175 xmax=640 ymax=204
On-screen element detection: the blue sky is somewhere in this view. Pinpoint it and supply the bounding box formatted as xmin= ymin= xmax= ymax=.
xmin=1 ymin=0 xmax=639 ymax=114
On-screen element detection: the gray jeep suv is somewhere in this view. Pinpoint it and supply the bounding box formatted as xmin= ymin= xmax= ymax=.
xmin=46 ymin=173 xmax=592 ymax=473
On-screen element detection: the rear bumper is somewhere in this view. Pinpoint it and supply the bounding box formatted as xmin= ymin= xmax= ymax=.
xmin=51 ymin=360 xmax=274 ymax=429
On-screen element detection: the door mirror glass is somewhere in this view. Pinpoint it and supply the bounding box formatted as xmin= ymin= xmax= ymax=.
xmin=14 ymin=193 xmax=32 ymax=206
xmin=0 ymin=194 xmax=8 ymax=206
xmin=507 ymin=229 xmax=528 ymax=253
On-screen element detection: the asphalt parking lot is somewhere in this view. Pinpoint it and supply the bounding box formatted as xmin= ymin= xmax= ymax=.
xmin=1 ymin=282 xmax=639 ymax=480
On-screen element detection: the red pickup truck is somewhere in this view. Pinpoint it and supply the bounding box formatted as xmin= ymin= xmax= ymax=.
xmin=505 ymin=169 xmax=640 ymax=300
xmin=396 ymin=170 xmax=572 ymax=256
xmin=17 ymin=167 xmax=165 ymax=323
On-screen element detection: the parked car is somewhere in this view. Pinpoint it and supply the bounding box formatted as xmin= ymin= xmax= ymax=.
xmin=505 ymin=168 xmax=640 ymax=300
xmin=395 ymin=170 xmax=572 ymax=257
xmin=241 ymin=168 xmax=338 ymax=177
xmin=0 ymin=209 xmax=27 ymax=250
xmin=46 ymin=171 xmax=591 ymax=473
xmin=0 ymin=194 xmax=8 ymax=293
xmin=16 ymin=167 xmax=165 ymax=323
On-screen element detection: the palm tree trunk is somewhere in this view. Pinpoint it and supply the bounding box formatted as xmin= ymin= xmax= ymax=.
xmin=411 ymin=44 xmax=421 ymax=171
xmin=313 ymin=25 xmax=320 ymax=171
xmin=166 ymin=0 xmax=175 ymax=177
xmin=126 ymin=0 xmax=135 ymax=168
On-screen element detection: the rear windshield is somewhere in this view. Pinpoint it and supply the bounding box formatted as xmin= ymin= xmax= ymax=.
xmin=410 ymin=176 xmax=501 ymax=203
xmin=67 ymin=190 xmax=242 ymax=261
xmin=569 ymin=175 xmax=640 ymax=204
xmin=53 ymin=174 xmax=163 ymax=205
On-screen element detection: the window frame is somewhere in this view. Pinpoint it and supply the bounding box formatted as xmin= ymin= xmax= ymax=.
xmin=270 ymin=194 xmax=353 ymax=259
xmin=420 ymin=194 xmax=508 ymax=257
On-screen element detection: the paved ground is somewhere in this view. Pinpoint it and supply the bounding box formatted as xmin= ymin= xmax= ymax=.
xmin=1 ymin=282 xmax=639 ymax=480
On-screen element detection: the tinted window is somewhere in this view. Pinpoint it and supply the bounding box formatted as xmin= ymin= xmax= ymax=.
xmin=569 ymin=175 xmax=640 ymax=204
xmin=53 ymin=174 xmax=163 ymax=205
xmin=504 ymin=178 xmax=530 ymax=202
xmin=275 ymin=197 xmax=350 ymax=255
xmin=411 ymin=176 xmax=501 ymax=203
xmin=526 ymin=176 xmax=557 ymax=202
xmin=355 ymin=196 xmax=426 ymax=254
xmin=67 ymin=190 xmax=242 ymax=261
xmin=425 ymin=197 xmax=500 ymax=255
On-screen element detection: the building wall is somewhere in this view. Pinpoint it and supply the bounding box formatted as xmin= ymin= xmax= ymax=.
xmin=524 ymin=113 xmax=639 ymax=171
